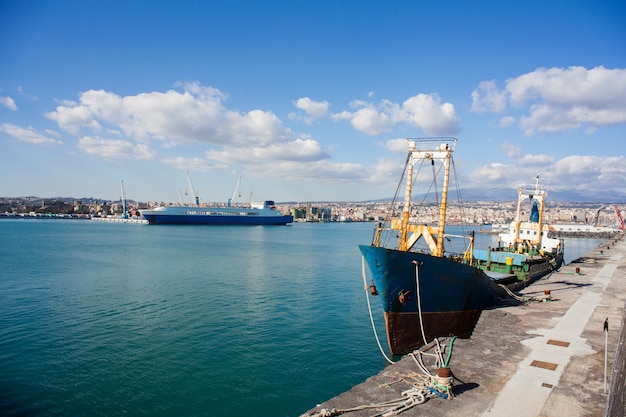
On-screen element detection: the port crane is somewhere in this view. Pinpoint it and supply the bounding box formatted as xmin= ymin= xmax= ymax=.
xmin=186 ymin=171 xmax=200 ymax=206
xmin=593 ymin=205 xmax=625 ymax=229
xmin=615 ymin=205 xmax=625 ymax=230
xmin=228 ymin=176 xmax=241 ymax=207
xmin=120 ymin=179 xmax=128 ymax=218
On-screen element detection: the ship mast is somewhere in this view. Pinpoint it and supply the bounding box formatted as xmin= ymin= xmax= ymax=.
xmin=399 ymin=142 xmax=415 ymax=250
xmin=514 ymin=175 xmax=546 ymax=248
xmin=535 ymin=175 xmax=545 ymax=248
xmin=435 ymin=147 xmax=452 ymax=256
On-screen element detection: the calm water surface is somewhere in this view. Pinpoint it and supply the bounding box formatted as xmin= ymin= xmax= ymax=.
xmin=0 ymin=220 xmax=603 ymax=416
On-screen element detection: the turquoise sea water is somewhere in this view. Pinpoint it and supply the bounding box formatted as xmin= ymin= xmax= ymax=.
xmin=0 ymin=219 xmax=603 ymax=417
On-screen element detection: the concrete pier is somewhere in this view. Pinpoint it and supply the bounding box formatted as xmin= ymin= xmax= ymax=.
xmin=302 ymin=233 xmax=626 ymax=417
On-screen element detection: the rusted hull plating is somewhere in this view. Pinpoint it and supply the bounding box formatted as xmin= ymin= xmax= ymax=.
xmin=385 ymin=310 xmax=483 ymax=355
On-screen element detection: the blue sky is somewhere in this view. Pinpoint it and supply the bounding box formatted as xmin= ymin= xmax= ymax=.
xmin=1 ymin=0 xmax=625 ymax=203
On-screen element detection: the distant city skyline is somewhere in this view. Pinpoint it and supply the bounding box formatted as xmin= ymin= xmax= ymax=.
xmin=1 ymin=1 xmax=625 ymax=203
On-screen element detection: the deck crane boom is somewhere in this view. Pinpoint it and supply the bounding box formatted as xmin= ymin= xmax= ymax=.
xmin=615 ymin=205 xmax=625 ymax=230
xmin=593 ymin=206 xmax=607 ymax=227
xmin=228 ymin=176 xmax=241 ymax=207
xmin=186 ymin=171 xmax=199 ymax=206
xmin=120 ymin=179 xmax=128 ymax=218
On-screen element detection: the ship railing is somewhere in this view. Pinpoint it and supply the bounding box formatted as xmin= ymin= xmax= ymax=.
xmin=407 ymin=137 xmax=457 ymax=152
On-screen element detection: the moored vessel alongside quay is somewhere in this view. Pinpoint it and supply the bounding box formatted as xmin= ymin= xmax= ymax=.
xmin=359 ymin=138 xmax=564 ymax=355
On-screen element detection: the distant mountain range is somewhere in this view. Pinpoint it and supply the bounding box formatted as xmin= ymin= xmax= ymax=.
xmin=364 ymin=187 xmax=625 ymax=204
xmin=459 ymin=187 xmax=625 ymax=203
xmin=3 ymin=189 xmax=625 ymax=205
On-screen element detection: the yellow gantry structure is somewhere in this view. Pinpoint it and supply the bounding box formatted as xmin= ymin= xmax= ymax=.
xmin=388 ymin=138 xmax=456 ymax=256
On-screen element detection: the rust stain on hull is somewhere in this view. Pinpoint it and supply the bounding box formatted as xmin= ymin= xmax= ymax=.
xmin=384 ymin=310 xmax=482 ymax=355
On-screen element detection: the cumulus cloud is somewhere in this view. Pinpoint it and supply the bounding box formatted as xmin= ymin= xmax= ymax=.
xmin=470 ymin=81 xmax=507 ymax=113
xmin=77 ymin=137 xmax=156 ymax=159
xmin=502 ymin=142 xmax=523 ymax=158
xmin=384 ymin=138 xmax=412 ymax=153
xmin=46 ymin=83 xmax=291 ymax=147
xmin=332 ymin=94 xmax=459 ymax=136
xmin=499 ymin=116 xmax=515 ymax=127
xmin=392 ymin=94 xmax=460 ymax=135
xmin=332 ymin=102 xmax=392 ymax=135
xmin=206 ymin=137 xmax=329 ymax=164
xmin=471 ymin=66 xmax=626 ymax=135
xmin=0 ymin=96 xmax=18 ymax=111
xmin=465 ymin=150 xmax=626 ymax=197
xmin=161 ymin=156 xmax=226 ymax=172
xmin=289 ymin=97 xmax=330 ymax=124
xmin=1 ymin=123 xmax=62 ymax=145
xmin=244 ymin=159 xmax=367 ymax=184
xmin=43 ymin=82 xmax=330 ymax=167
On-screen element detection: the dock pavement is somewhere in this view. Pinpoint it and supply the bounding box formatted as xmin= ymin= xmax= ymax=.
xmin=302 ymin=233 xmax=626 ymax=417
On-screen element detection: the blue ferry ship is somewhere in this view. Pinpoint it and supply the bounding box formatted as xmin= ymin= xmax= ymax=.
xmin=141 ymin=173 xmax=293 ymax=225
xmin=141 ymin=200 xmax=293 ymax=225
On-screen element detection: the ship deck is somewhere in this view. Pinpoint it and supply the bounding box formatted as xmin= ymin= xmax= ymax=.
xmin=302 ymin=233 xmax=626 ymax=417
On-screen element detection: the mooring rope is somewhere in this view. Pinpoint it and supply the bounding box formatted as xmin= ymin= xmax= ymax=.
xmin=412 ymin=260 xmax=428 ymax=347
xmin=362 ymin=256 xmax=395 ymax=365
xmin=498 ymin=284 xmax=552 ymax=303
xmin=302 ymin=340 xmax=455 ymax=417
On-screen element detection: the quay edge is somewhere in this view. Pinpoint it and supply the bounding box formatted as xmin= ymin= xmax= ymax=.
xmin=302 ymin=232 xmax=626 ymax=417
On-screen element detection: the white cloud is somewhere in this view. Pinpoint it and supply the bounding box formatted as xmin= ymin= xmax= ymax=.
xmin=46 ymin=82 xmax=293 ymax=147
xmin=332 ymin=103 xmax=392 ymax=135
xmin=289 ymin=97 xmax=330 ymax=124
xmin=516 ymin=153 xmax=554 ymax=167
xmin=367 ymin=157 xmax=406 ymax=187
xmin=392 ymin=94 xmax=459 ymax=135
xmin=47 ymin=104 xmax=101 ymax=135
xmin=551 ymin=155 xmax=626 ymax=192
xmin=465 ymin=151 xmax=626 ymax=196
xmin=502 ymin=142 xmax=523 ymax=158
xmin=1 ymin=123 xmax=62 ymax=145
xmin=499 ymin=116 xmax=515 ymax=127
xmin=205 ymin=137 xmax=329 ymax=164
xmin=472 ymin=66 xmax=626 ymax=135
xmin=470 ymin=81 xmax=506 ymax=113
xmin=77 ymin=137 xmax=156 ymax=159
xmin=467 ymin=162 xmax=510 ymax=183
xmin=294 ymin=97 xmax=329 ymax=117
xmin=244 ymin=159 xmax=367 ymax=184
xmin=161 ymin=156 xmax=226 ymax=172
xmin=0 ymin=96 xmax=18 ymax=111
xmin=42 ymin=82 xmax=334 ymax=170
xmin=384 ymin=138 xmax=411 ymax=153
xmin=332 ymin=93 xmax=459 ymax=136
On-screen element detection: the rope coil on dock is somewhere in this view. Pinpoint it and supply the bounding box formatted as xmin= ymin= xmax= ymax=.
xmin=302 ymin=338 xmax=456 ymax=417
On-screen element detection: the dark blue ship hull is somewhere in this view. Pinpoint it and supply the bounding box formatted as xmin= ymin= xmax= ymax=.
xmin=143 ymin=213 xmax=293 ymax=225
xmin=359 ymin=244 xmax=508 ymax=355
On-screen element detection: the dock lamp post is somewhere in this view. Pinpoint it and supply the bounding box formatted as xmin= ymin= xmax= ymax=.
xmin=604 ymin=318 xmax=609 ymax=394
